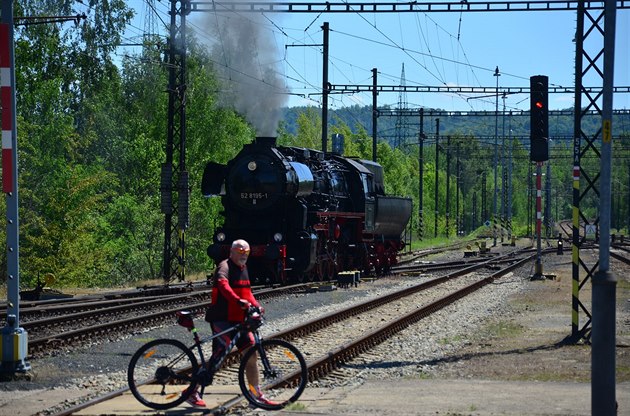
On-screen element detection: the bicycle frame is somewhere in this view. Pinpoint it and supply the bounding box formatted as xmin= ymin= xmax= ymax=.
xmin=145 ymin=315 xmax=255 ymax=391
xmin=189 ymin=321 xmax=248 ymax=379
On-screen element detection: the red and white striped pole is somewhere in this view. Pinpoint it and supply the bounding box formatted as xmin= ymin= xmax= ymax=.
xmin=534 ymin=161 xmax=544 ymax=278
xmin=1 ymin=1 xmax=30 ymax=374
xmin=1 ymin=22 xmax=13 ymax=193
xmin=536 ymin=162 xmax=542 ymax=241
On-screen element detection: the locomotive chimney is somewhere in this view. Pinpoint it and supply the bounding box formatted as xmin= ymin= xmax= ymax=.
xmin=331 ymin=133 xmax=345 ymax=155
xmin=255 ymin=136 xmax=277 ymax=147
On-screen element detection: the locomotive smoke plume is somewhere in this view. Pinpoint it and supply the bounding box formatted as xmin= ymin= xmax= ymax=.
xmin=201 ymin=5 xmax=288 ymax=136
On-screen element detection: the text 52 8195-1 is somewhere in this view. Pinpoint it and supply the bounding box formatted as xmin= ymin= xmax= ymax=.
xmin=241 ymin=192 xmax=268 ymax=199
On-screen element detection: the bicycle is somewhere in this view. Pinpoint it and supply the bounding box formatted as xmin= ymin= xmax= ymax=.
xmin=127 ymin=306 xmax=308 ymax=411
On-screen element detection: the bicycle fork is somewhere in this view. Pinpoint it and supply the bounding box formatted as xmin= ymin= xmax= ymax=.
xmin=253 ymin=333 xmax=274 ymax=379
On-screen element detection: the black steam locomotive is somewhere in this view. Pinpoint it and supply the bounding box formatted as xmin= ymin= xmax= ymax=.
xmin=202 ymin=136 xmax=412 ymax=284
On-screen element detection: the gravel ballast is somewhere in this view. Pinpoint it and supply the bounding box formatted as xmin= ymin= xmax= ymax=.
xmin=0 ymin=246 xmax=628 ymax=416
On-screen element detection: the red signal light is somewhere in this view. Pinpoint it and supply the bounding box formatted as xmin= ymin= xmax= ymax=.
xmin=530 ymin=75 xmax=549 ymax=162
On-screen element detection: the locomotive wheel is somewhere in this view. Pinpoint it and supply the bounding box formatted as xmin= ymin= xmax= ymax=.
xmin=275 ymin=259 xmax=285 ymax=284
xmin=326 ymin=259 xmax=336 ymax=280
xmin=315 ymin=260 xmax=325 ymax=281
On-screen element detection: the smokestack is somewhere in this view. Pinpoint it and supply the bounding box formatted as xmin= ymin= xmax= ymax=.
xmin=255 ymin=136 xmax=277 ymax=147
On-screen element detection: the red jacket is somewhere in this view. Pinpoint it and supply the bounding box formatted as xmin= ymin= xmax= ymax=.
xmin=206 ymin=258 xmax=258 ymax=323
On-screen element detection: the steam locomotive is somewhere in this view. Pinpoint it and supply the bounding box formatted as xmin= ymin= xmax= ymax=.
xmin=201 ymin=136 xmax=412 ymax=284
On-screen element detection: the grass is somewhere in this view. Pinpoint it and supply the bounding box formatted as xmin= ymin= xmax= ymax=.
xmin=283 ymin=402 xmax=308 ymax=411
xmin=437 ymin=334 xmax=467 ymax=345
xmin=617 ymin=363 xmax=630 ymax=381
xmin=403 ymin=371 xmax=432 ymax=380
xmin=482 ymin=320 xmax=525 ymax=339
xmin=407 ymin=236 xmax=459 ymax=251
xmin=617 ymin=278 xmax=630 ymax=291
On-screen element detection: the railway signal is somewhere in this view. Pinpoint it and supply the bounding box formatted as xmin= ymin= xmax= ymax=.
xmin=529 ymin=75 xmax=549 ymax=162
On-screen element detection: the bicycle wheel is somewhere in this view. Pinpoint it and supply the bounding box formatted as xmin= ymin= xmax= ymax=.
xmin=238 ymin=339 xmax=308 ymax=410
xmin=127 ymin=338 xmax=199 ymax=410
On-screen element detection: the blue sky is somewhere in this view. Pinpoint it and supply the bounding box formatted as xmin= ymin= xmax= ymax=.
xmin=123 ymin=1 xmax=629 ymax=113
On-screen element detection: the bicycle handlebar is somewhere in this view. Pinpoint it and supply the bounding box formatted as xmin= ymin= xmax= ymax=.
xmin=244 ymin=306 xmax=264 ymax=330
xmin=175 ymin=306 xmax=264 ymax=331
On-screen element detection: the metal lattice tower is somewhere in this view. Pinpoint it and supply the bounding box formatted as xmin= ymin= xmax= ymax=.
xmin=143 ymin=0 xmax=158 ymax=42
xmin=570 ymin=0 xmax=617 ymax=348
xmin=141 ymin=0 xmax=161 ymax=88
xmin=161 ymin=0 xmax=190 ymax=283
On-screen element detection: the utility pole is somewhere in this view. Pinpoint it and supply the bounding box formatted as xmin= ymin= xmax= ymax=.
xmin=395 ymin=64 xmax=408 ymax=148
xmin=321 ymin=22 xmax=329 ymax=154
xmin=500 ymin=92 xmax=507 ymax=242
xmin=472 ymin=191 xmax=477 ymax=231
xmin=372 ymin=68 xmax=378 ymax=162
xmin=481 ymin=172 xmax=487 ymax=225
xmin=418 ymin=109 xmax=425 ymax=240
xmin=434 ymin=118 xmax=440 ymax=238
xmin=456 ymin=142 xmax=461 ymax=236
xmin=493 ymin=66 xmax=500 ymax=246
xmin=508 ymin=114 xmax=513 ymax=239
xmin=591 ymin=0 xmax=617 ymax=413
xmin=445 ymin=135 xmax=451 ymax=237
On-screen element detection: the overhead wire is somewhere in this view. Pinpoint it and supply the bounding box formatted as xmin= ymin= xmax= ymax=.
xmin=340 ymin=3 xmax=445 ymax=88
xmin=126 ymin=2 xmax=624 ymax=121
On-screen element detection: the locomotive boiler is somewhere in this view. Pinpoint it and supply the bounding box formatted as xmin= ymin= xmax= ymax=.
xmin=202 ymin=136 xmax=412 ymax=284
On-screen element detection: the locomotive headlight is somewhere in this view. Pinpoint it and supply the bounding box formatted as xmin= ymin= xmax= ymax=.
xmin=216 ymin=232 xmax=226 ymax=242
xmin=247 ymin=161 xmax=257 ymax=171
xmin=273 ymin=233 xmax=283 ymax=243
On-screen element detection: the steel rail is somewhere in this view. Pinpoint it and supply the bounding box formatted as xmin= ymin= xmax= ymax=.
xmin=27 ymin=283 xmax=315 ymax=355
xmin=28 ymin=300 xmax=211 ymax=355
xmin=21 ymin=291 xmax=210 ymax=334
xmin=205 ymin=250 xmax=539 ymax=413
xmin=610 ymin=251 xmax=630 ymax=266
xmin=257 ymin=251 xmax=537 ymax=343
xmin=301 ymin=252 xmax=535 ymax=382
xmin=50 ymin=249 xmax=536 ymax=416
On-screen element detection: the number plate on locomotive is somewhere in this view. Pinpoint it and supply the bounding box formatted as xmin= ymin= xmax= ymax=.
xmin=241 ymin=192 xmax=269 ymax=203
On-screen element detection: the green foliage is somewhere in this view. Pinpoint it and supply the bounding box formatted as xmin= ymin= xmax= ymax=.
xmin=279 ymin=108 xmax=322 ymax=149
xmin=99 ymin=193 xmax=163 ymax=285
xmin=3 ymin=1 xmax=628 ymax=289
xmin=20 ymin=162 xmax=118 ymax=287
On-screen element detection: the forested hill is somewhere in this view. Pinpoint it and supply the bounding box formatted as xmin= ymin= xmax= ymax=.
xmin=281 ymin=104 xmax=608 ymax=144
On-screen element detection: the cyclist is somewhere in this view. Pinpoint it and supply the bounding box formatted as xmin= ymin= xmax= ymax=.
xmin=186 ymin=239 xmax=275 ymax=408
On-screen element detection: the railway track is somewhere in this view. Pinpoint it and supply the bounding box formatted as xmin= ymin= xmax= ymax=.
xmin=21 ymin=245 xmax=569 ymax=359
xmin=11 ymin=238 xmax=594 ymax=362
xmin=52 ymin=249 xmax=536 ymax=416
xmin=556 ymin=219 xmax=630 ymax=265
xmin=24 ymin=283 xmax=316 ymax=356
xmin=23 ymin=251 xmax=526 ymax=356
xmin=397 ymin=241 xmax=471 ymax=265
